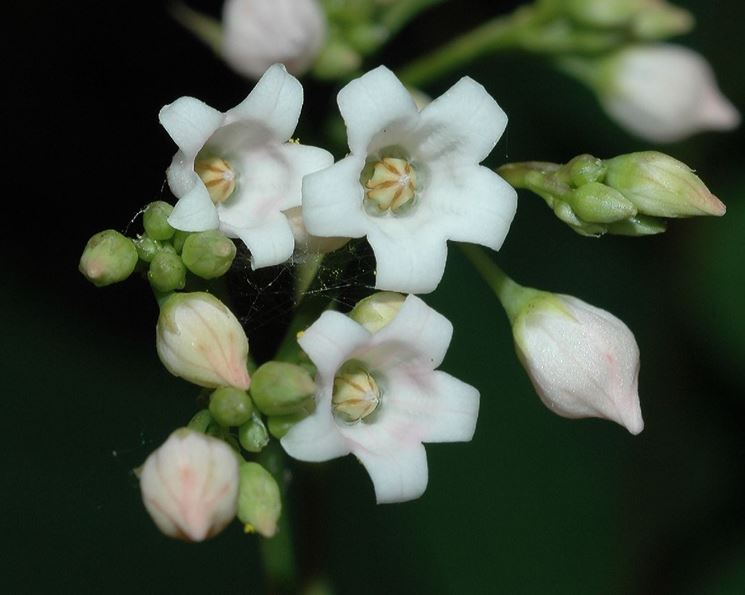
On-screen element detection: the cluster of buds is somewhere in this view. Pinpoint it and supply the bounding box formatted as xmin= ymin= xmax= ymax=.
xmin=498 ymin=151 xmax=726 ymax=237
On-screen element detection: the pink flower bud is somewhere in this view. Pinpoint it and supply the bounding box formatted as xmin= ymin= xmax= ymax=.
xmin=140 ymin=429 xmax=239 ymax=541
xmin=513 ymin=293 xmax=644 ymax=434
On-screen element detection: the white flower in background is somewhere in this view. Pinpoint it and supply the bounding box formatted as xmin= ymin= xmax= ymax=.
xmin=512 ymin=293 xmax=644 ymax=435
xmin=160 ymin=63 xmax=333 ymax=269
xmin=301 ymin=66 xmax=517 ymax=294
xmin=281 ymin=294 xmax=480 ymax=503
xmin=600 ymin=44 xmax=740 ymax=143
xmin=156 ymin=292 xmax=251 ymax=390
xmin=222 ymin=0 xmax=327 ymax=80
xmin=140 ymin=429 xmax=239 ymax=541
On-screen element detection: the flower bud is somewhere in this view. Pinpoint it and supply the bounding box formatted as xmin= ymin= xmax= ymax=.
xmin=604 ymin=151 xmax=726 ymax=218
xmin=181 ymin=230 xmax=236 ymax=279
xmin=512 ymin=292 xmax=644 ymax=434
xmin=237 ymin=462 xmax=281 ymax=538
xmin=134 ymin=235 xmax=162 ymax=263
xmin=568 ymin=182 xmax=637 ymax=224
xmin=222 ymin=0 xmax=327 ymax=80
xmin=267 ymin=410 xmax=310 ymax=439
xmin=209 ymin=387 xmax=254 ymax=427
xmin=143 ymin=201 xmax=175 ymax=241
xmin=156 ymin=292 xmax=251 ymax=390
xmin=140 ymin=429 xmax=239 ymax=541
xmin=79 ymin=230 xmax=138 ymax=287
xmin=172 ymin=230 xmax=192 ymax=254
xmin=147 ymin=251 xmax=186 ymax=293
xmin=606 ymin=214 xmax=667 ymax=236
xmin=566 ymin=154 xmax=606 ymax=187
xmin=349 ymin=292 xmax=406 ymax=333
xmin=598 ymin=44 xmax=740 ymax=142
xmin=250 ymin=361 xmax=316 ymax=416
xmin=238 ymin=413 xmax=270 ymax=453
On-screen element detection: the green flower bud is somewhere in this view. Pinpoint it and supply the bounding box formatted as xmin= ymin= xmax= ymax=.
xmin=79 ymin=230 xmax=138 ymax=287
xmin=143 ymin=201 xmax=175 ymax=241
xmin=607 ymin=214 xmax=667 ymax=236
xmin=187 ymin=409 xmax=213 ymax=433
xmin=250 ymin=362 xmax=316 ymax=416
xmin=209 ymin=387 xmax=254 ymax=427
xmin=238 ymin=462 xmax=281 ymax=538
xmin=631 ymin=3 xmax=693 ymax=39
xmin=267 ymin=411 xmax=310 ymax=439
xmin=134 ymin=235 xmax=167 ymax=263
xmin=349 ymin=292 xmax=406 ymax=333
xmin=181 ymin=230 xmax=237 ymax=280
xmin=566 ymin=154 xmax=606 ymax=187
xmin=172 ymin=230 xmax=192 ymax=254
xmin=569 ymin=182 xmax=637 ymax=224
xmin=312 ymin=37 xmax=362 ymax=80
xmin=604 ymin=151 xmax=726 ymax=218
xmin=147 ymin=251 xmax=186 ymax=293
xmin=238 ymin=413 xmax=270 ymax=453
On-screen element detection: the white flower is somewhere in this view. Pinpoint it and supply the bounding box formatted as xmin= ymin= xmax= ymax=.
xmin=222 ymin=0 xmax=327 ymax=80
xmin=600 ymin=44 xmax=740 ymax=143
xmin=281 ymin=295 xmax=480 ymax=503
xmin=513 ymin=293 xmax=644 ymax=435
xmin=140 ymin=429 xmax=239 ymax=541
xmin=159 ymin=63 xmax=333 ymax=269
xmin=301 ymin=66 xmax=517 ymax=294
xmin=156 ymin=292 xmax=251 ymax=390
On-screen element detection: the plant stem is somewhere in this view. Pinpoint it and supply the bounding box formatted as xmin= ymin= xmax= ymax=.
xmin=397 ymin=6 xmax=538 ymax=87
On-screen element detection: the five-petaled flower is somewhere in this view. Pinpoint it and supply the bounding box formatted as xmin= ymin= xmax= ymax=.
xmin=301 ymin=66 xmax=517 ymax=294
xmin=159 ymin=63 xmax=333 ymax=269
xmin=281 ymin=294 xmax=480 ymax=503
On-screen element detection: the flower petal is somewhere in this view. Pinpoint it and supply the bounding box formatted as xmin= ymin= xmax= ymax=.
xmin=225 ymin=63 xmax=303 ymax=142
xmin=280 ymin=406 xmax=350 ymax=462
xmin=416 ymin=76 xmax=507 ymax=165
xmin=229 ymin=212 xmax=296 ymax=269
xmin=366 ymin=224 xmax=448 ymax=294
xmin=159 ymin=96 xmax=225 ymax=158
xmin=168 ymin=180 xmax=220 ymax=231
xmin=414 ymin=371 xmax=480 ymax=443
xmin=297 ymin=311 xmax=372 ymax=381
xmin=302 ymin=155 xmax=369 ymax=238
xmin=337 ymin=66 xmax=420 ymax=155
xmin=353 ymin=439 xmax=428 ymax=504
xmin=427 ymin=165 xmax=517 ymax=250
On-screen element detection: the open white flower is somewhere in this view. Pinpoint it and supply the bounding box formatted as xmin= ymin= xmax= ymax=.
xmin=160 ymin=63 xmax=333 ymax=269
xmin=281 ymin=295 xmax=480 ymax=503
xmin=600 ymin=44 xmax=740 ymax=143
xmin=301 ymin=66 xmax=517 ymax=294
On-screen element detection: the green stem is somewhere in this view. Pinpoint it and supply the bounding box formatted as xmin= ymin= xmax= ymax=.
xmin=258 ymin=442 xmax=297 ymax=595
xmin=497 ymin=161 xmax=571 ymax=206
xmin=380 ymin=0 xmax=447 ymax=37
xmin=168 ymin=1 xmax=222 ymax=54
xmin=458 ymin=244 xmax=539 ymax=322
xmin=397 ymin=5 xmax=539 ymax=88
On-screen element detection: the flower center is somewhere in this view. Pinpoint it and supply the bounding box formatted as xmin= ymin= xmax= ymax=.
xmin=364 ymin=157 xmax=418 ymax=213
xmin=332 ymin=363 xmax=380 ymax=423
xmin=195 ymin=157 xmax=236 ymax=205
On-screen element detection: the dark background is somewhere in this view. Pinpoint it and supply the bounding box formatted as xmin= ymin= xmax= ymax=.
xmin=6 ymin=0 xmax=745 ymax=592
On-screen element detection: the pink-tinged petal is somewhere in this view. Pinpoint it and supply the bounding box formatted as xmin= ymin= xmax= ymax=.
xmin=337 ymin=66 xmax=420 ymax=155
xmin=366 ymin=225 xmax=448 ymax=294
xmin=229 ymin=212 xmax=296 ymax=269
xmin=352 ymin=438 xmax=428 ymax=504
xmin=415 ymin=76 xmax=507 ymax=165
xmin=159 ymin=96 xmax=225 ymax=158
xmin=302 ymin=155 xmax=369 ymax=238
xmin=225 ymin=63 xmax=303 ymax=142
xmin=413 ymin=370 xmax=480 ymax=443
xmin=281 ymin=406 xmax=351 ymax=462
xmin=363 ymin=295 xmax=453 ymax=370
xmin=167 ymin=181 xmax=220 ymax=232
xmin=297 ymin=311 xmax=372 ymax=381
xmin=426 ymin=164 xmax=517 ymax=251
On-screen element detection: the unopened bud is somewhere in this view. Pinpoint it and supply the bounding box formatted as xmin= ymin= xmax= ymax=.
xmin=350 ymin=292 xmax=406 ymax=333
xmin=566 ymin=154 xmax=606 ymax=187
xmin=134 ymin=235 xmax=162 ymax=263
xmin=143 ymin=201 xmax=176 ymax=241
xmin=604 ymin=151 xmax=726 ymax=218
xmin=148 ymin=251 xmax=186 ymax=293
xmin=238 ymin=413 xmax=270 ymax=453
xmin=237 ymin=462 xmax=281 ymax=538
xmin=209 ymin=387 xmax=254 ymax=427
xmin=79 ymin=230 xmax=138 ymax=287
xmin=607 ymin=214 xmax=667 ymax=236
xmin=569 ymin=182 xmax=637 ymax=224
xmin=156 ymin=292 xmax=251 ymax=390
xmin=553 ymin=200 xmax=607 ymax=237
xmin=267 ymin=410 xmax=311 ymax=439
xmin=181 ymin=230 xmax=236 ymax=279
xmin=250 ymin=361 xmax=316 ymax=416
xmin=172 ymin=230 xmax=192 ymax=254
xmin=631 ymin=3 xmax=694 ymax=39
xmin=512 ymin=292 xmax=643 ymax=435
xmin=140 ymin=429 xmax=239 ymax=541
xmin=187 ymin=409 xmax=213 ymax=433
